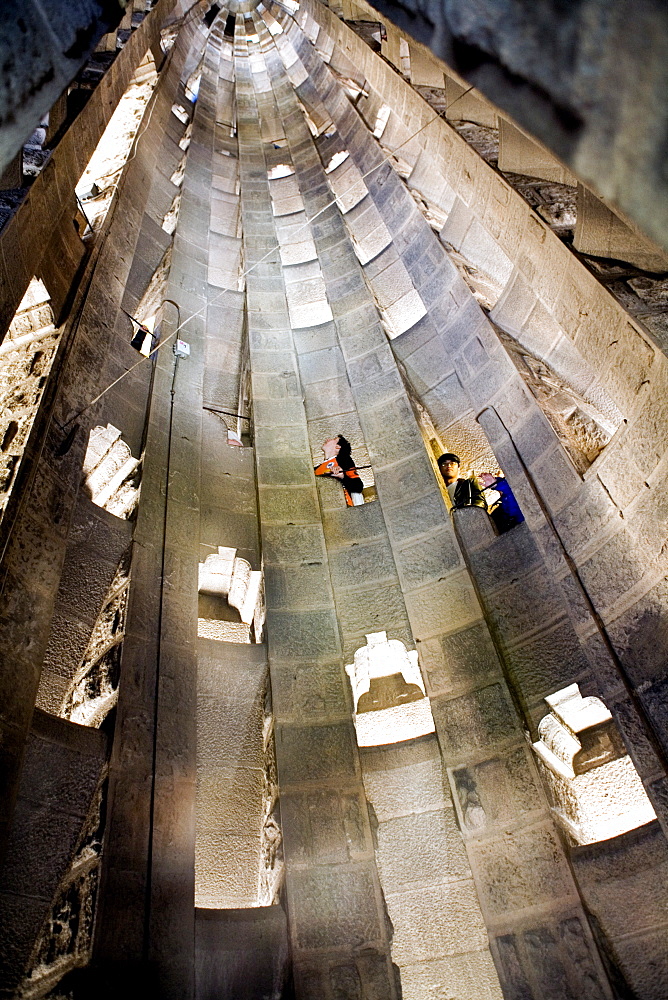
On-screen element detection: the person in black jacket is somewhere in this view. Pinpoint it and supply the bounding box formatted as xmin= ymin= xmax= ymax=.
xmin=437 ymin=453 xmax=487 ymax=510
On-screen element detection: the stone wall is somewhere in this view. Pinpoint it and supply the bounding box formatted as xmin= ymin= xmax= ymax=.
xmin=0 ymin=0 xmax=127 ymax=177
xmin=93 ymin=11 xmax=217 ymax=996
xmin=195 ymin=906 xmax=290 ymax=999
xmin=572 ymin=821 xmax=668 ymax=1000
xmin=0 ymin=710 xmax=107 ymax=996
xmin=279 ymin=0 xmax=668 ymax=842
xmin=1 ymin=1 xmax=668 ymax=997
xmin=361 ymin=735 xmax=501 ymax=998
xmin=364 ymin=0 xmax=668 ymax=257
xmin=236 ymin=23 xmax=401 ymax=994
xmin=0 ymin=2 xmax=210 ymax=993
xmin=0 ymin=0 xmax=179 ymax=337
xmin=0 ymin=0 xmax=183 ymax=867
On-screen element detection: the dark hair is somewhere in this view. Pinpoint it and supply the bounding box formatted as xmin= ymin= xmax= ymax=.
xmin=336 ymin=435 xmax=355 ymax=470
xmin=438 ymin=452 xmax=460 ymax=467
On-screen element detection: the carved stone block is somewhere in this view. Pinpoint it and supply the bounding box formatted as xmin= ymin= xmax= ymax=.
xmin=277 ymin=720 xmax=357 ymax=785
xmin=271 ymin=659 xmax=350 ymax=723
xmin=451 ymin=748 xmax=543 ymax=835
xmin=289 ymin=866 xmax=382 ymax=951
xmin=281 ymin=788 xmax=370 ymax=863
xmin=418 ymin=620 xmax=500 ymax=697
xmin=264 ymin=608 xmax=341 ymax=659
xmin=468 ymin=825 xmax=574 ymax=915
xmin=432 ymin=683 xmax=519 ymax=761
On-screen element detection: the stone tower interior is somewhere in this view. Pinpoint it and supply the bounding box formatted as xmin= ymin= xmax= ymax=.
xmin=1 ymin=0 xmax=668 ymax=998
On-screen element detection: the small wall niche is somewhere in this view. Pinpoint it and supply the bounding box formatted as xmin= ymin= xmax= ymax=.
xmin=533 ymin=684 xmax=656 ymax=845
xmin=198 ymin=546 xmax=265 ymax=643
xmin=346 ymin=631 xmax=435 ymax=746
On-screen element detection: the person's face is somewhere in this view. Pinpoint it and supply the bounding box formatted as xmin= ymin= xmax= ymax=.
xmin=322 ymin=437 xmax=341 ymax=457
xmin=439 ymin=459 xmax=459 ymax=483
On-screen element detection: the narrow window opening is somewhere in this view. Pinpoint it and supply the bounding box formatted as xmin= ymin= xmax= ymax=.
xmin=133 ymin=245 xmax=172 ymax=335
xmin=162 ymin=191 xmax=181 ymax=234
xmin=203 ymin=3 xmax=220 ymax=28
xmin=171 ymin=103 xmax=190 ymax=124
xmin=75 ymin=51 xmax=158 ymax=233
xmin=267 ymin=163 xmax=294 ymax=179
xmin=185 ymin=73 xmax=201 ymax=103
xmin=325 ymin=150 xmax=349 ymax=173
xmin=399 ymin=38 xmax=411 ymax=78
xmin=266 ymin=16 xmax=283 ymax=36
xmin=179 ymin=121 xmax=193 ymax=151
xmin=345 ymin=21 xmax=385 ymax=52
xmin=258 ymin=685 xmax=283 ymax=905
xmin=170 ymin=155 xmax=187 ymax=187
xmin=0 ymin=278 xmax=56 ymax=523
xmin=60 ymin=550 xmax=131 ymax=728
xmin=28 ymin=351 xmax=44 ymax=376
xmin=373 ymin=104 xmax=391 ymax=139
xmin=296 ymin=100 xmax=334 ymax=138
xmin=223 ymin=13 xmax=236 ymax=36
xmin=184 ymin=63 xmax=202 ymax=103
xmin=129 ymin=314 xmax=156 ymax=356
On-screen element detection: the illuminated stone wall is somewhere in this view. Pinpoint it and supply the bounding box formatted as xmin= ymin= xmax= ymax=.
xmin=0 ymin=2 xmax=667 ymax=999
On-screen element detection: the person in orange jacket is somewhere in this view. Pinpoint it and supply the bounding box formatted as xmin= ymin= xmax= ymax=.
xmin=314 ymin=435 xmax=365 ymax=506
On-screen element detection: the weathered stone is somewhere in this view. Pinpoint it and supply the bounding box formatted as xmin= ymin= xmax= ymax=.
xmin=432 ymin=684 xmax=519 ymax=760
xmin=288 ymin=866 xmax=382 ymax=951
xmin=2 ymin=7 xmax=667 ymax=999
xmin=469 ymin=824 xmax=575 ymax=915
xmin=450 ymin=749 xmax=543 ymax=835
xmin=418 ymin=619 xmax=500 ymax=696
xmin=277 ymin=721 xmax=357 ymax=785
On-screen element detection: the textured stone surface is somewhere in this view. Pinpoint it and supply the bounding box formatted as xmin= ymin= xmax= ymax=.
xmin=400 ymin=950 xmax=504 ymax=1000
xmin=432 ymin=684 xmax=519 ymax=760
xmin=288 ymin=866 xmax=382 ymax=950
xmin=281 ymin=787 xmax=370 ymax=863
xmin=277 ymin=721 xmax=357 ymax=785
xmin=3 ymin=5 xmax=668 ymax=999
xmin=0 ymin=711 xmax=106 ymax=991
xmin=418 ymin=620 xmax=500 ymax=697
xmin=376 ymin=809 xmax=470 ymax=887
xmin=468 ymin=824 xmax=575 ymax=915
xmin=0 ymin=0 xmax=128 ymax=176
xmin=388 ymin=879 xmax=490 ymax=963
xmin=450 ymin=749 xmax=543 ymax=836
xmin=195 ymin=906 xmax=290 ymax=1000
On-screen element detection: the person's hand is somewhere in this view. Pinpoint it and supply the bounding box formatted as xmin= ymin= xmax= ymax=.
xmin=478 ymin=473 xmax=497 ymax=488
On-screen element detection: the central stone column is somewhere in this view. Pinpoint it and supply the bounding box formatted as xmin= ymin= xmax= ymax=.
xmin=234 ymin=21 xmax=400 ymax=998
